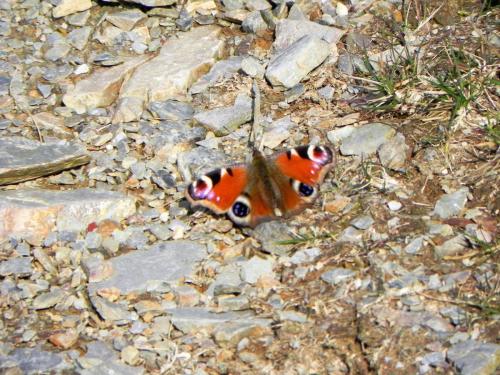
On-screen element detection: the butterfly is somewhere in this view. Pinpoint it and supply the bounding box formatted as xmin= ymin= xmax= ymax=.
xmin=185 ymin=144 xmax=335 ymax=227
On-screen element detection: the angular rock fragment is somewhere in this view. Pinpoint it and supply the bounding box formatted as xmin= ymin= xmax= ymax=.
xmin=377 ymin=132 xmax=409 ymax=171
xmin=339 ymin=123 xmax=396 ymax=156
xmin=194 ymin=94 xmax=252 ymax=136
xmin=53 ymin=0 xmax=92 ymax=18
xmin=0 ymin=137 xmax=90 ymax=185
xmin=0 ymin=189 xmax=136 ymax=244
xmin=265 ymin=35 xmax=331 ymax=88
xmin=113 ymin=26 xmax=224 ymax=123
xmin=88 ymin=241 xmax=206 ymax=295
xmin=433 ymin=188 xmax=469 ymax=219
xmin=167 ymin=307 xmax=254 ymax=333
xmin=63 ymin=55 xmax=151 ymax=114
xmin=273 ymin=19 xmax=345 ymax=51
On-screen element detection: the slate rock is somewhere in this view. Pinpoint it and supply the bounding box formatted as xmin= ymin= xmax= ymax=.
xmin=63 ymin=55 xmax=150 ymax=114
xmin=194 ymin=94 xmax=252 ymax=136
xmin=447 ymin=340 xmax=500 ymax=375
xmin=88 ymin=241 xmax=206 ymax=295
xmin=350 ymin=215 xmax=374 ymax=230
xmin=53 ymin=0 xmax=92 ymax=18
xmin=378 ymin=132 xmax=409 ymax=171
xmin=112 ymin=26 xmax=224 ymax=123
xmin=106 ymin=9 xmax=146 ymax=31
xmin=289 ymin=247 xmax=321 ymax=265
xmin=273 ymin=19 xmax=344 ymax=51
xmin=32 ymin=289 xmax=66 ymax=309
xmin=321 ymin=268 xmax=355 ymax=285
xmin=0 ymin=347 xmax=71 ymax=374
xmin=240 ymin=256 xmax=275 ymax=284
xmin=0 ymin=189 xmax=136 ymax=245
xmin=434 ymin=188 xmax=469 ymax=219
xmin=167 ymin=307 xmax=254 ymax=333
xmin=0 ymin=137 xmax=90 ymax=185
xmin=265 ymin=35 xmax=331 ymax=88
xmin=0 ymin=257 xmax=32 ymax=277
xmin=253 ymin=221 xmax=295 ymax=255
xmin=340 ymin=123 xmax=396 ymax=156
xmin=148 ymin=100 xmax=194 ymax=122
xmin=190 ymin=56 xmax=243 ymax=94
xmin=177 ymin=147 xmax=228 ymax=182
xmin=434 ymin=235 xmax=468 ymax=258
xmin=242 ymin=11 xmax=268 ymax=34
xmin=213 ymin=319 xmax=272 ymax=347
xmin=90 ymin=296 xmax=133 ymax=324
xmin=404 ymin=236 xmax=425 ymax=255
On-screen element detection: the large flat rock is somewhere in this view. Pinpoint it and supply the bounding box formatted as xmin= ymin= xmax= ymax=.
xmin=112 ymin=26 xmax=224 ymax=123
xmin=0 ymin=189 xmax=136 ymax=244
xmin=0 ymin=137 xmax=90 ymax=185
xmin=273 ymin=19 xmax=345 ymax=52
xmin=63 ymin=54 xmax=151 ymax=114
xmin=265 ymin=35 xmax=330 ymax=88
xmin=88 ymin=241 xmax=207 ymax=295
xmin=166 ymin=307 xmax=254 ymax=333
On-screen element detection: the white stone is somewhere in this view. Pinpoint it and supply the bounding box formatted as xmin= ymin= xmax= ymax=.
xmin=53 ymin=0 xmax=92 ymax=18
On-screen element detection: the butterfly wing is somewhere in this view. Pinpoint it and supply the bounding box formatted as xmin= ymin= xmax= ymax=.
xmin=272 ymin=145 xmax=335 ymax=213
xmin=186 ymin=166 xmax=248 ymax=214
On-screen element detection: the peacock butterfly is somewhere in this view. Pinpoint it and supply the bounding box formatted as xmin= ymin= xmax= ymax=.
xmin=185 ymin=145 xmax=335 ymax=227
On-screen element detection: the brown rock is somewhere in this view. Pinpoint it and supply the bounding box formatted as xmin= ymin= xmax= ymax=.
xmin=48 ymin=329 xmax=78 ymax=349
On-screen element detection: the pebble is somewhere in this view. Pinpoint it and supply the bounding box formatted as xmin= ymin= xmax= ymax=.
xmin=447 ymin=340 xmax=500 ymax=375
xmin=321 ymin=268 xmax=356 ymax=285
xmin=240 ymin=256 xmax=275 ymax=284
xmin=350 ymin=215 xmax=374 ymax=230
xmin=404 ymin=236 xmax=425 ymax=255
xmin=434 ymin=235 xmax=468 ymax=258
xmin=340 ymin=123 xmax=396 ymax=156
xmin=388 ymin=201 xmax=403 ymax=211
xmin=32 ymin=289 xmax=66 ymax=310
xmin=0 ymin=257 xmax=32 ymax=277
xmin=433 ymin=188 xmax=469 ymax=219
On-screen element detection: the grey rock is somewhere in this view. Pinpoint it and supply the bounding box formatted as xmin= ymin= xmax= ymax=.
xmin=378 ymin=132 xmax=409 ymax=171
xmin=404 ymin=236 xmax=425 ymax=255
xmin=447 ymin=340 xmax=500 ymax=375
xmin=32 ymin=289 xmax=66 ymax=309
xmin=240 ymin=256 xmax=275 ymax=284
xmin=66 ymin=10 xmax=91 ymax=26
xmin=190 ymin=56 xmax=243 ymax=94
xmin=177 ymin=147 xmax=228 ymax=182
xmin=148 ymin=100 xmax=194 ymax=122
xmin=222 ymin=0 xmax=245 ymax=10
xmin=67 ymin=26 xmax=92 ymax=51
xmin=0 ymin=189 xmax=136 ymax=245
xmin=278 ymin=310 xmax=308 ymax=323
xmin=0 ymin=137 xmax=90 ymax=185
xmin=90 ymin=296 xmax=133 ymax=324
xmin=0 ymin=74 xmax=11 ymax=96
xmin=0 ymin=347 xmax=71 ymax=374
xmin=79 ymin=341 xmax=143 ymax=375
xmin=434 ymin=235 xmax=468 ymax=258
xmin=290 ymin=247 xmax=321 ymax=265
xmin=242 ymin=11 xmax=268 ymax=34
xmin=88 ymin=241 xmax=206 ymax=295
xmin=284 ymin=83 xmax=305 ymax=103
xmin=81 ymin=255 xmax=113 ymax=283
xmin=440 ymin=306 xmax=467 ymax=325
xmin=321 ymin=268 xmax=355 ymax=285
xmin=147 ymin=122 xmax=206 ymax=153
xmin=241 ymin=56 xmax=265 ymax=78
xmin=420 ymin=351 xmax=446 ymax=368
xmin=327 ymin=125 xmax=355 ymax=144
xmin=217 ymin=295 xmax=250 ymax=311
xmin=273 ymin=19 xmax=344 ymax=51
xmin=206 ymin=263 xmax=242 ymax=297
xmin=44 ymin=40 xmax=71 ymax=61
xmin=167 ymin=307 xmax=253 ymax=333
xmin=318 ymin=85 xmax=335 ymax=101
xmin=253 ymin=221 xmax=295 ymax=255
xmin=338 ymin=226 xmax=363 ymax=243
xmin=213 ymin=319 xmax=272 ymax=347
xmin=194 ymin=94 xmax=252 ymax=136
xmin=266 ymin=35 xmax=330 ymax=88
xmin=115 ymin=0 xmax=175 ymax=6
xmin=340 ymin=123 xmax=396 ymax=156
xmin=261 ymin=115 xmax=295 ymax=149
xmin=287 ymin=4 xmax=307 ymax=20
xmin=106 ymin=9 xmax=146 ymax=31
xmin=434 ymin=188 xmax=469 ymax=219
xmin=176 ymin=9 xmax=193 ymax=31
xmin=0 ymin=257 xmax=32 ymax=277
xmin=85 ymin=232 xmax=103 ymax=250
xmin=350 ymin=215 xmax=374 ymax=230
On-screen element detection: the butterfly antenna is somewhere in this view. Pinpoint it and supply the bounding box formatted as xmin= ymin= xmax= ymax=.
xmin=249 ymin=79 xmax=264 ymax=153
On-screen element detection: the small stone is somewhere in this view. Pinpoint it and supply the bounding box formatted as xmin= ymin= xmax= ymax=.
xmin=404 ymin=236 xmax=425 ymax=255
xmin=240 ymin=257 xmax=275 ymax=284
xmin=48 ymin=329 xmax=78 ymax=349
xmin=194 ymin=94 xmax=252 ymax=136
xmin=90 ymin=296 xmax=133 ymax=324
xmin=67 ymin=27 xmax=92 ymax=50
xmin=318 ymin=85 xmax=334 ymax=101
xmin=81 ymin=256 xmax=113 ymax=283
xmin=433 ymin=188 xmax=468 ymax=219
xmin=378 ymin=132 xmax=409 ymax=171
xmin=148 ymin=100 xmax=194 ymax=122
xmin=321 ymin=268 xmax=355 ymax=285
xmin=388 ymin=201 xmax=402 ymax=211
xmin=121 ymin=346 xmax=140 ymax=366
xmin=338 ymin=226 xmax=363 ymax=243
xmin=175 ymin=285 xmax=200 ymax=307
xmin=53 ymin=0 xmax=92 ymax=18
xmin=106 ymin=9 xmax=146 ymax=31
xmin=33 ymin=289 xmax=66 ymax=309
xmin=242 ymin=11 xmax=268 ymax=34
xmin=289 ymin=247 xmax=321 ymax=265
xmin=0 ymin=257 xmax=32 ymax=277
xmin=447 ymin=340 xmax=500 ymax=375
xmin=217 ymin=295 xmax=250 ymax=311
xmin=340 ymin=123 xmax=396 ymax=156
xmin=434 ymin=235 xmax=468 ymax=258
xmin=350 ymin=215 xmax=374 ymax=230
xmin=252 ymin=221 xmax=294 ymax=255
xmin=265 ymin=35 xmax=331 ymax=88
xmin=273 ymin=19 xmax=344 ymax=51
xmin=261 ymin=116 xmax=295 ymax=149
xmin=240 ymin=56 xmax=265 ymax=78
xmin=336 ymin=2 xmax=349 ymax=17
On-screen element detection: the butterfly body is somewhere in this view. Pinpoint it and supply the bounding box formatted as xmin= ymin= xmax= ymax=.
xmin=186 ymin=145 xmax=335 ymax=227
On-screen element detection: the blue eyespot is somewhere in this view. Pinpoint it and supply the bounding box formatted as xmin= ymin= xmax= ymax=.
xmin=232 ymin=201 xmax=250 ymax=217
xmin=299 ymin=183 xmax=314 ymax=197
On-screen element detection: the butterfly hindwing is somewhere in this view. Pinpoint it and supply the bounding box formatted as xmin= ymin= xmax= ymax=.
xmin=186 ymin=166 xmax=248 ymax=214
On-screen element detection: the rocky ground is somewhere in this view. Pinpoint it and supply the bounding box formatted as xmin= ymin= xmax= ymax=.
xmin=0 ymin=0 xmax=499 ymax=374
